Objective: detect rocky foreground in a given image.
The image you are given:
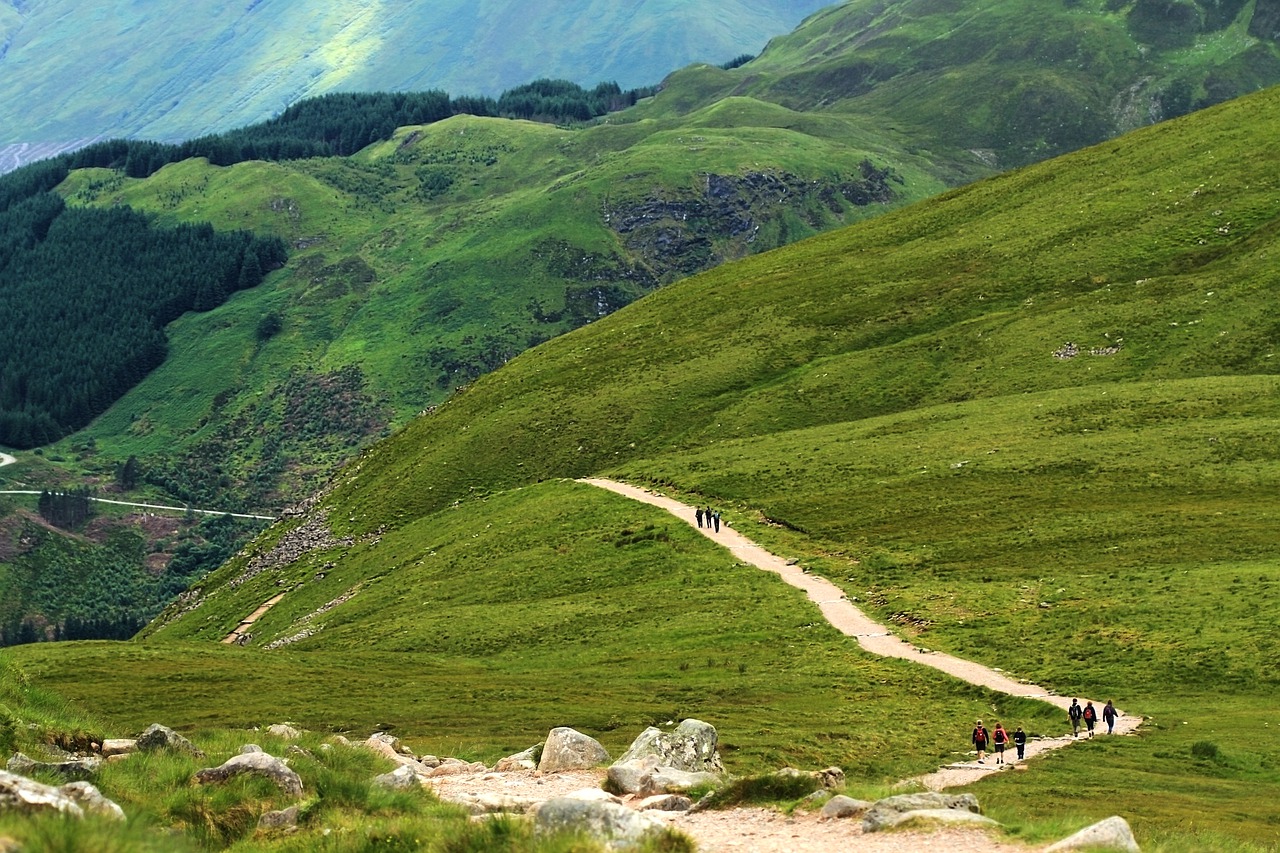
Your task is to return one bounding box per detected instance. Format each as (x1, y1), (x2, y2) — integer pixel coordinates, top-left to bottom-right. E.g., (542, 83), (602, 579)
(0, 718), (1141, 852)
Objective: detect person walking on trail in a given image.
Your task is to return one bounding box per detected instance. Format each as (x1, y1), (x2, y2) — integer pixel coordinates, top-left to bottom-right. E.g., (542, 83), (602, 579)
(992, 723), (1010, 765)
(1013, 726), (1027, 761)
(695, 507), (704, 528)
(712, 510), (721, 532)
(1102, 700), (1118, 734)
(1083, 701), (1098, 737)
(1069, 699), (1084, 737)
(972, 719), (991, 763)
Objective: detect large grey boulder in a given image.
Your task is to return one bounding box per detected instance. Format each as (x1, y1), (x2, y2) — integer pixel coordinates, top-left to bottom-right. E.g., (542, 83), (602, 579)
(862, 792), (981, 833)
(6, 752), (101, 780)
(615, 719), (724, 774)
(60, 781), (126, 821)
(137, 724), (204, 757)
(607, 754), (719, 797)
(0, 770), (121, 820)
(194, 751), (303, 797)
(537, 727), (610, 773)
(534, 797), (668, 850)
(1045, 816), (1141, 853)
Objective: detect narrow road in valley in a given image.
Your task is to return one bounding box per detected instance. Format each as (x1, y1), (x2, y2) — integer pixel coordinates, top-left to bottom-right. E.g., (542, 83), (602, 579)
(0, 489), (275, 521)
(579, 477), (1140, 788)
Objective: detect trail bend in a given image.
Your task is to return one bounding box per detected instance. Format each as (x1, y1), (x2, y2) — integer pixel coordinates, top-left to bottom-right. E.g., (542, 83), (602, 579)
(579, 477), (1140, 787)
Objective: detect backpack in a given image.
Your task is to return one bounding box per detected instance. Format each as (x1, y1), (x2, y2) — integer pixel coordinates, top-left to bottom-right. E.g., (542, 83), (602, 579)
(1070, 704), (1082, 720)
(993, 728), (1007, 745)
(1084, 705), (1096, 721)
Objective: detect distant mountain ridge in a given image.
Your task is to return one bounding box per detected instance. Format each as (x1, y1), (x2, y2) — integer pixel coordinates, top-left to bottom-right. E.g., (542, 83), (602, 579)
(0, 0), (828, 157)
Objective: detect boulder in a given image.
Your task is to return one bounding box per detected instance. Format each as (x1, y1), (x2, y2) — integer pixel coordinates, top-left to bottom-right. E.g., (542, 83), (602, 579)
(60, 781), (126, 821)
(137, 724), (204, 757)
(862, 792), (981, 833)
(534, 797), (668, 849)
(267, 724), (303, 740)
(6, 752), (101, 780)
(194, 752), (303, 797)
(1045, 816), (1141, 853)
(636, 794), (693, 812)
(537, 727), (610, 773)
(615, 719), (724, 774)
(820, 795), (872, 820)
(366, 732), (410, 756)
(494, 743), (542, 772)
(373, 764), (423, 792)
(241, 744), (264, 754)
(0, 770), (83, 817)
(885, 808), (1001, 831)
(258, 804), (300, 831)
(606, 755), (718, 797)
(101, 739), (137, 758)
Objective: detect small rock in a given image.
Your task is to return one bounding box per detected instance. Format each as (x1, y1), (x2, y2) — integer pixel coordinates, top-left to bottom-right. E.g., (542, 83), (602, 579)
(100, 739), (137, 758)
(6, 753), (100, 780)
(258, 804), (300, 831)
(267, 724), (303, 740)
(241, 744), (264, 754)
(821, 795), (872, 820)
(636, 794), (693, 812)
(59, 781), (125, 821)
(373, 765), (422, 792)
(137, 724), (204, 757)
(538, 727), (610, 773)
(194, 752), (303, 797)
(494, 743), (543, 772)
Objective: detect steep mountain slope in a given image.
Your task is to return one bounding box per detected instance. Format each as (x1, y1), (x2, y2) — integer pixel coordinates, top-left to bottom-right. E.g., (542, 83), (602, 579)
(0, 0), (828, 154)
(637, 0), (1280, 168)
(12, 82), (1280, 849)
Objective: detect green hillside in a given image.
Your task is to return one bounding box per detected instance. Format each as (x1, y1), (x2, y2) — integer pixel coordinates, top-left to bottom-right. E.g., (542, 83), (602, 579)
(639, 0), (1280, 168)
(11, 82), (1280, 849)
(0, 0), (828, 150)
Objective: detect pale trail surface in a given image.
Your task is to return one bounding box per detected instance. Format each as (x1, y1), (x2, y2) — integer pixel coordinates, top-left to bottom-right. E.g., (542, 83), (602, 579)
(578, 477), (1140, 790)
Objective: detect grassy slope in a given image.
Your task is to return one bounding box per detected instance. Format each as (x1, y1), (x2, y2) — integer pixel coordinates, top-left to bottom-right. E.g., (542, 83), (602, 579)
(57, 106), (943, 505)
(14, 84), (1280, 847)
(0, 0), (829, 145)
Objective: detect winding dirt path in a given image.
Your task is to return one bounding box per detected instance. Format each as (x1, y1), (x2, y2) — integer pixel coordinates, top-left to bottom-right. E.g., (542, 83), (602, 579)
(579, 477), (1139, 788)
(221, 592), (287, 644)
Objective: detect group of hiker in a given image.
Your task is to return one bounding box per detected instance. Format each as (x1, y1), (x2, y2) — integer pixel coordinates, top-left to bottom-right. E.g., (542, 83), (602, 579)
(970, 699), (1119, 764)
(695, 507), (722, 532)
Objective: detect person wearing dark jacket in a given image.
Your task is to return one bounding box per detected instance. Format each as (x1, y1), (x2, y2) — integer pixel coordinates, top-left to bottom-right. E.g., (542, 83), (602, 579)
(1102, 700), (1119, 734)
(1083, 701), (1098, 737)
(1069, 699), (1084, 737)
(1013, 726), (1027, 761)
(991, 723), (1010, 765)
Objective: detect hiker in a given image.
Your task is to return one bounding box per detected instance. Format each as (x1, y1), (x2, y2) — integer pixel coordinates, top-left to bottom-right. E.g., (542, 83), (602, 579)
(992, 722), (1009, 765)
(1083, 701), (1097, 737)
(972, 719), (990, 763)
(1013, 726), (1027, 761)
(695, 507), (704, 528)
(1068, 699), (1083, 737)
(712, 510), (721, 532)
(1102, 700), (1118, 734)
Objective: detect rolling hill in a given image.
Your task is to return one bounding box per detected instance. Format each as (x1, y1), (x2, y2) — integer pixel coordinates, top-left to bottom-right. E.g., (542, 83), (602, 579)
(10, 78), (1280, 849)
(0, 0), (828, 159)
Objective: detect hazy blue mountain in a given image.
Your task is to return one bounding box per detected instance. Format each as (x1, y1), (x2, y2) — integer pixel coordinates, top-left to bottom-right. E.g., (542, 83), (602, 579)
(0, 0), (828, 155)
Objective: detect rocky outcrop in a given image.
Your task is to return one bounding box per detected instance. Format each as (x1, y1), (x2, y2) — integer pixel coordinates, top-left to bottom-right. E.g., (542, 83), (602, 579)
(194, 751), (303, 797)
(534, 797), (668, 850)
(1045, 816), (1141, 852)
(537, 727), (610, 773)
(137, 723), (204, 757)
(615, 719), (723, 774)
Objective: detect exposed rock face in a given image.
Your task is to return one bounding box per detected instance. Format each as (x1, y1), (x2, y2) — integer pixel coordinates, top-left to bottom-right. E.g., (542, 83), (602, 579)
(194, 751), (303, 797)
(615, 719), (724, 774)
(6, 752), (101, 780)
(137, 724), (204, 757)
(537, 727), (610, 773)
(534, 797), (668, 850)
(0, 770), (123, 820)
(1045, 815), (1141, 853)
